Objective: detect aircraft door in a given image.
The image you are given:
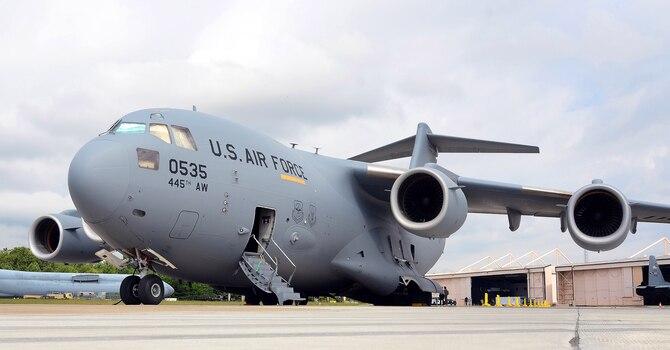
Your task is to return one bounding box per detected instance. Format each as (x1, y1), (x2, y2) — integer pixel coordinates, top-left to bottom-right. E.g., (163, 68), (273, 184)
(244, 207), (276, 254)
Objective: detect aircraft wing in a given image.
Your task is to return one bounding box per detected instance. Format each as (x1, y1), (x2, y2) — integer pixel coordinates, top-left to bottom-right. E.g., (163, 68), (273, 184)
(456, 177), (570, 217)
(455, 178), (670, 230)
(629, 201), (670, 224)
(354, 165), (670, 226)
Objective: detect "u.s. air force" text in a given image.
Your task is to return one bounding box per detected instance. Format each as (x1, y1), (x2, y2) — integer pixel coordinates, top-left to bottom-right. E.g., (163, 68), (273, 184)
(208, 139), (308, 181)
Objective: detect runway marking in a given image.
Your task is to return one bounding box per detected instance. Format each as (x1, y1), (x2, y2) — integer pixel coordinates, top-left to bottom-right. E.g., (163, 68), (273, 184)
(0, 328), (575, 344)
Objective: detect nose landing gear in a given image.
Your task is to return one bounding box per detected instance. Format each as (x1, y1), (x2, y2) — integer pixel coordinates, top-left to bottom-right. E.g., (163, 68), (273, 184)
(138, 274), (165, 305)
(120, 275), (141, 305)
(120, 274), (165, 305)
(119, 253), (166, 305)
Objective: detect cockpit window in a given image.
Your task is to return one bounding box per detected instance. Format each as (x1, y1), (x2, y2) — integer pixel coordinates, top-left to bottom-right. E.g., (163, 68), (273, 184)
(150, 124), (171, 144)
(114, 122), (146, 134)
(172, 125), (197, 151)
(137, 148), (159, 170)
(102, 119), (122, 135)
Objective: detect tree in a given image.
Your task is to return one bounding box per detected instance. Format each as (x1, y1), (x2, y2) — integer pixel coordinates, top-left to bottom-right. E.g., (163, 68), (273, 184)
(0, 247), (40, 270)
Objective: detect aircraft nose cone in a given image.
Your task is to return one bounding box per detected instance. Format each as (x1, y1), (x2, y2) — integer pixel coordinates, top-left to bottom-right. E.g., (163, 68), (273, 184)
(69, 140), (129, 223)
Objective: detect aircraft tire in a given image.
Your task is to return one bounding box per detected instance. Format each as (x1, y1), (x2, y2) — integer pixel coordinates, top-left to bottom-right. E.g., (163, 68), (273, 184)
(120, 275), (141, 305)
(138, 275), (164, 305)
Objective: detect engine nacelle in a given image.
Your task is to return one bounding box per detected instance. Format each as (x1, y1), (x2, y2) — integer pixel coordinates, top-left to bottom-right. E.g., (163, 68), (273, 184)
(566, 182), (631, 251)
(390, 165), (468, 238)
(29, 210), (103, 263)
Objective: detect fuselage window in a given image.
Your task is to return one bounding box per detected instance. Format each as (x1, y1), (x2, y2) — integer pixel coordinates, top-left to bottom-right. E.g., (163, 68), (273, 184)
(114, 122), (146, 134)
(172, 125), (197, 151)
(150, 123), (172, 144)
(137, 148), (159, 170)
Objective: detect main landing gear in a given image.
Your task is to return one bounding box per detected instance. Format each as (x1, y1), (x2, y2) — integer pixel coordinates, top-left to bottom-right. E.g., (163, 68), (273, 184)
(120, 274), (165, 305)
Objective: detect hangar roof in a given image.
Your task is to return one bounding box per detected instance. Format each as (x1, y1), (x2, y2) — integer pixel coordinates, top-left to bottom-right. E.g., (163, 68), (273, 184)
(427, 264), (550, 279)
(428, 237), (670, 278)
(555, 255), (670, 272)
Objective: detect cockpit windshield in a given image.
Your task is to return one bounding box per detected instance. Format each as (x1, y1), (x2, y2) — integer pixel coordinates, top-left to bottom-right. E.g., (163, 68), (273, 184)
(101, 119), (198, 151)
(113, 122), (146, 134)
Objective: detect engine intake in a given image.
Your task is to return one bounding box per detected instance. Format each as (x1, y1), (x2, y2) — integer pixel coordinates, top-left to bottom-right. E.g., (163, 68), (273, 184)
(566, 183), (631, 251)
(29, 211), (103, 263)
(390, 165), (467, 238)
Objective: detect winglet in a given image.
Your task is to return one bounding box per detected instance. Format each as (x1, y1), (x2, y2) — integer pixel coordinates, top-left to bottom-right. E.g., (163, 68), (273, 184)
(409, 123), (437, 168)
(648, 255), (667, 286)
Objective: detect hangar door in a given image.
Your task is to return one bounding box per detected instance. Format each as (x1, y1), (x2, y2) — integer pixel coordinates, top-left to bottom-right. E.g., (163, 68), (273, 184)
(471, 274), (527, 305)
(572, 267), (641, 306)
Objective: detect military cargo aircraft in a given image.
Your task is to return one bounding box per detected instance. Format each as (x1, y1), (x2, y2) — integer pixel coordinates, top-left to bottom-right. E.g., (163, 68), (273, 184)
(636, 256), (670, 305)
(29, 108), (670, 305)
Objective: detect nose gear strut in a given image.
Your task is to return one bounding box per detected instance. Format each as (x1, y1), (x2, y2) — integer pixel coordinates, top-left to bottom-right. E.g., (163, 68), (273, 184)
(119, 249), (166, 305)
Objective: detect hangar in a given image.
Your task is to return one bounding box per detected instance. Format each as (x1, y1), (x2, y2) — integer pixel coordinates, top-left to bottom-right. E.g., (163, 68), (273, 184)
(427, 250), (568, 305)
(428, 237), (670, 306)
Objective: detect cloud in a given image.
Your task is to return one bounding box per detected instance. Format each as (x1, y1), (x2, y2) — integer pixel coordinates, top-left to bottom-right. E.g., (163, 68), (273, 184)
(0, 191), (73, 223)
(0, 191), (73, 249)
(0, 224), (30, 249)
(0, 1), (670, 274)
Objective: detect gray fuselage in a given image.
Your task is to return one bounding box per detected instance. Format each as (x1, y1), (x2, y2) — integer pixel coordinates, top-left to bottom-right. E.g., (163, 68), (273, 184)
(69, 109), (444, 295)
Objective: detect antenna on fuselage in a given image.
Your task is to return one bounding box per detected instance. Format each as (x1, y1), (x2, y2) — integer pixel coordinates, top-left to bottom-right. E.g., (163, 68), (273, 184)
(314, 147), (320, 154)
(290, 143), (298, 149)
(192, 105), (197, 112)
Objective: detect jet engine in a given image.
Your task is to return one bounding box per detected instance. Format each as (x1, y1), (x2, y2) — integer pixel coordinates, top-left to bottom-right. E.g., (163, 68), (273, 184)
(566, 182), (631, 251)
(29, 210), (104, 263)
(390, 166), (468, 239)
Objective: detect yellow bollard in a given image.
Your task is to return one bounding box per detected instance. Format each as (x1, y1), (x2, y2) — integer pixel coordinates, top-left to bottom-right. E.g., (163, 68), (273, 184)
(523, 298), (527, 307)
(506, 296), (513, 307)
(495, 294), (501, 307)
(515, 297), (520, 308)
(544, 300), (550, 308)
(483, 292), (490, 307)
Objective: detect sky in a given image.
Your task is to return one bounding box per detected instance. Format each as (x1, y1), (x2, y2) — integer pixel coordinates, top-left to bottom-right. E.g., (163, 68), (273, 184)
(1, 0), (670, 272)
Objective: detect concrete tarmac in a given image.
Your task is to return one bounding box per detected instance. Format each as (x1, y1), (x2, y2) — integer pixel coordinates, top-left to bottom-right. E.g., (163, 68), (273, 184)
(1, 304), (670, 349)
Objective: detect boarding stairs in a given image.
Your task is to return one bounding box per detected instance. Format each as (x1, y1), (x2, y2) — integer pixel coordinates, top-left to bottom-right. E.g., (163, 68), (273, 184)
(239, 237), (303, 305)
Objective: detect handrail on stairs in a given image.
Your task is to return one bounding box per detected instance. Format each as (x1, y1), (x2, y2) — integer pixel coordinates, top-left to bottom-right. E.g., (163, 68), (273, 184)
(270, 238), (297, 285)
(250, 235), (279, 288)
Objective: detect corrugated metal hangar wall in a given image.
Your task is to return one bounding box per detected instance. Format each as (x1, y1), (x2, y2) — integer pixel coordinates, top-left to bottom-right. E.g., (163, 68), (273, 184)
(428, 255), (670, 307)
